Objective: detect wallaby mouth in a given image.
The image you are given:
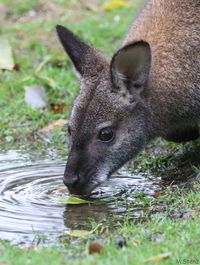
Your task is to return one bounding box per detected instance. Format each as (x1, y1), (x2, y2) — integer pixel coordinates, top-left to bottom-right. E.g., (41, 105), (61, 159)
(63, 155), (109, 196)
(63, 178), (100, 197)
(63, 167), (104, 197)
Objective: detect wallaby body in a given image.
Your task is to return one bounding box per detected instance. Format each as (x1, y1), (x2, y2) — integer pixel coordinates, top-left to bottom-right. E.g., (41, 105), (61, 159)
(125, 0), (200, 139)
(56, 0), (200, 195)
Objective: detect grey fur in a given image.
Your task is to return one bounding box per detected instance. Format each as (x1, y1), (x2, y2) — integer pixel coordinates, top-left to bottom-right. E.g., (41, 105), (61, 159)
(56, 0), (200, 195)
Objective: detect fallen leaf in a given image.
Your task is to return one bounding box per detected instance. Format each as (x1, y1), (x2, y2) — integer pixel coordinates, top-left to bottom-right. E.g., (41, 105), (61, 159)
(50, 103), (66, 112)
(54, 195), (91, 205)
(39, 119), (66, 134)
(13, 63), (20, 71)
(0, 39), (15, 70)
(143, 252), (172, 263)
(102, 0), (130, 11)
(24, 85), (47, 109)
(65, 224), (103, 238)
(66, 229), (92, 237)
(89, 240), (103, 254)
(152, 191), (163, 198)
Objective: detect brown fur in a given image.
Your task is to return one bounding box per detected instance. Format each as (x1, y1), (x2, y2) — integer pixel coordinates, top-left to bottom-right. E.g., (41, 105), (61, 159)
(125, 0), (200, 137)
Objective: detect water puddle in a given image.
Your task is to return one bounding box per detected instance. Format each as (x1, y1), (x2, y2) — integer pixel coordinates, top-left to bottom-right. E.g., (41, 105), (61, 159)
(0, 150), (162, 246)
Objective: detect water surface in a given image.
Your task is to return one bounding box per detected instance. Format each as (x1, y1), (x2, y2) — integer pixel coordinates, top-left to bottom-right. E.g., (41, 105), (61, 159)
(0, 150), (161, 246)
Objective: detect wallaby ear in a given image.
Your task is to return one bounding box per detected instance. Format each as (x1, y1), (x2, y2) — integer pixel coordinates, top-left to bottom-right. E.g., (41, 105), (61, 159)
(110, 41), (151, 97)
(56, 25), (94, 76)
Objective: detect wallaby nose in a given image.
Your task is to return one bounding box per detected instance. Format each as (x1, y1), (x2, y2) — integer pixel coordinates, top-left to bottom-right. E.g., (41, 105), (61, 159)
(63, 174), (78, 191)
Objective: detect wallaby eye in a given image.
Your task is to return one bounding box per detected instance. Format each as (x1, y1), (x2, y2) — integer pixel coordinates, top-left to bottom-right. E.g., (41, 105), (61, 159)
(99, 127), (114, 142)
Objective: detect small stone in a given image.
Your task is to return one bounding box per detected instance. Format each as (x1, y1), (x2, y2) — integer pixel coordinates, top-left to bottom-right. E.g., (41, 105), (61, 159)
(89, 240), (103, 254)
(114, 236), (127, 248)
(150, 232), (165, 243)
(24, 85), (47, 109)
(114, 15), (120, 22)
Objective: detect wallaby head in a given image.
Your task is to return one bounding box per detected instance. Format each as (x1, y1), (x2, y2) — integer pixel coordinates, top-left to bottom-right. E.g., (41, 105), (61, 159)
(56, 25), (152, 195)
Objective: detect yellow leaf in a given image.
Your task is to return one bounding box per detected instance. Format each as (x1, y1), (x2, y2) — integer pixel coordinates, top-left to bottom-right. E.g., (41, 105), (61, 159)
(54, 195), (90, 205)
(65, 224), (103, 238)
(103, 0), (130, 11)
(143, 252), (172, 263)
(0, 39), (15, 70)
(39, 119), (66, 134)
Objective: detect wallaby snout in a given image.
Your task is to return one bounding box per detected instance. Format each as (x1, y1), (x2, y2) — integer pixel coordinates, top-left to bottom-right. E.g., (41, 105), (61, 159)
(63, 171), (78, 193)
(63, 146), (110, 196)
(63, 161), (100, 196)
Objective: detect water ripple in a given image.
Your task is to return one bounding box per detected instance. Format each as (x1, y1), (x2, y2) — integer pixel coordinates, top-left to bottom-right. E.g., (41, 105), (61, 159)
(0, 150), (161, 246)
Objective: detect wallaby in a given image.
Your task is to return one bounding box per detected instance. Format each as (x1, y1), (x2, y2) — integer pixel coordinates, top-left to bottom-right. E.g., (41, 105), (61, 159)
(56, 0), (200, 196)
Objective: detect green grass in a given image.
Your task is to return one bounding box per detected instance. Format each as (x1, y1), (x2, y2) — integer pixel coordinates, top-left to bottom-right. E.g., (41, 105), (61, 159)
(0, 0), (200, 264)
(1, 209), (200, 265)
(0, 0), (136, 151)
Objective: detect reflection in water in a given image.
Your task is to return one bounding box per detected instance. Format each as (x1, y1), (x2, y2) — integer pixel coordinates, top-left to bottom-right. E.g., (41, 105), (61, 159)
(0, 150), (161, 246)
